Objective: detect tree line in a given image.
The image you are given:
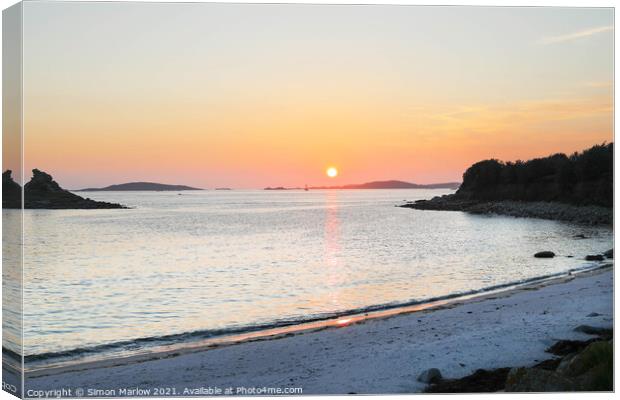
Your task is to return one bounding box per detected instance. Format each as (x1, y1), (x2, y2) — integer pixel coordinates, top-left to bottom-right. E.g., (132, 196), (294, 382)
(456, 143), (613, 207)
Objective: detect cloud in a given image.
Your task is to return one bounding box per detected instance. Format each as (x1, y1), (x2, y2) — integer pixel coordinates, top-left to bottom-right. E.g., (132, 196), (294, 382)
(581, 80), (613, 89)
(407, 95), (612, 140)
(540, 26), (613, 45)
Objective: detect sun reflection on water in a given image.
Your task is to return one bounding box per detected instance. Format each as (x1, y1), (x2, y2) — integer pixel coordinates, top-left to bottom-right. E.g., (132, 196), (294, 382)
(324, 191), (342, 308)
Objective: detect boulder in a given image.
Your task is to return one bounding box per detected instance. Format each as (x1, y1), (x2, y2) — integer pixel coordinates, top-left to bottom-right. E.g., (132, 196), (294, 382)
(555, 341), (612, 390)
(505, 367), (575, 392)
(573, 325), (612, 336)
(546, 339), (595, 356)
(534, 251), (555, 258)
(585, 255), (604, 261)
(604, 249), (613, 259)
(508, 339), (613, 392)
(555, 341), (610, 377)
(418, 368), (443, 384)
(424, 368), (510, 393)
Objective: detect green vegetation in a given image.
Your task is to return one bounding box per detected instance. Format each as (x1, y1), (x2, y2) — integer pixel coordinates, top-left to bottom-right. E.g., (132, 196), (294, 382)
(456, 143), (613, 207)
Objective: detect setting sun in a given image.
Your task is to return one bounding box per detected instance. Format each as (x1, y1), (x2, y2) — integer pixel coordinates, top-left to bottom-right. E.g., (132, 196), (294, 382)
(326, 167), (338, 178)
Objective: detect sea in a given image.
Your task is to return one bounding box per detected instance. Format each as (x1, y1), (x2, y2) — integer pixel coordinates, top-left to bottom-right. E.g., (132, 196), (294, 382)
(2, 189), (614, 370)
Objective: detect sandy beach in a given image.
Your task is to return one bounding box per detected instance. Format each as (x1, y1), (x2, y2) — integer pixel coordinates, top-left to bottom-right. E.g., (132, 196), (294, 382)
(24, 265), (613, 395)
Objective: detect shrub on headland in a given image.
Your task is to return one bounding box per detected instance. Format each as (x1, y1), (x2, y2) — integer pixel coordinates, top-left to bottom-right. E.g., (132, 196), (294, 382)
(456, 143), (613, 207)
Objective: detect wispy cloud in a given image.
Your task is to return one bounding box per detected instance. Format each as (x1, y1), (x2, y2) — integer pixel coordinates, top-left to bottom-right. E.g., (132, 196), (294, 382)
(540, 26), (613, 45)
(409, 95), (612, 138)
(581, 80), (613, 89)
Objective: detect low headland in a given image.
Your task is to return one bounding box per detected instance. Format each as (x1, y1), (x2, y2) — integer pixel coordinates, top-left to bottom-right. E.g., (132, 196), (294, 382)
(402, 143), (613, 225)
(311, 180), (461, 190)
(264, 180), (460, 190)
(2, 169), (126, 209)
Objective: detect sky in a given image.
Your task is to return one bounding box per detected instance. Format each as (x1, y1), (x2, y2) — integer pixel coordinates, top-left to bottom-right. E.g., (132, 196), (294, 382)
(14, 3), (614, 189)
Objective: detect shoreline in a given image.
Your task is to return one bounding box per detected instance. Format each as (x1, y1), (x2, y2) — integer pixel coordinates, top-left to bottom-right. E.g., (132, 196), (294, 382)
(20, 262), (609, 375)
(25, 264), (613, 394)
(401, 196), (612, 226)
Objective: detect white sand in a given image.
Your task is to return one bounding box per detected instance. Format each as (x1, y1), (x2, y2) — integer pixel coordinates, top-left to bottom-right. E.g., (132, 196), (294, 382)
(26, 268), (613, 395)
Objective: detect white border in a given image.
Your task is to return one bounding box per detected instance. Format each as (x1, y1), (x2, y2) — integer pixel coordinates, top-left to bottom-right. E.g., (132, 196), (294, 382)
(0, 1), (616, 400)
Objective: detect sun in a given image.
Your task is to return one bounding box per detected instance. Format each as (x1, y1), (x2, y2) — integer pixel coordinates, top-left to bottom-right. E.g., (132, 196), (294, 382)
(326, 167), (338, 178)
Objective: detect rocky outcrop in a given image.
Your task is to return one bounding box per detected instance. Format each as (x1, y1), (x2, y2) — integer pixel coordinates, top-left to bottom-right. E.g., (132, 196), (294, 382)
(3, 169), (126, 209)
(505, 367), (576, 391)
(401, 197), (612, 225)
(506, 339), (612, 392)
(3, 170), (21, 208)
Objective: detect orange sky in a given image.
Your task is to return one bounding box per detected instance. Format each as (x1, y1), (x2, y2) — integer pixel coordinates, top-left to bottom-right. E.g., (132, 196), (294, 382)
(11, 3), (614, 188)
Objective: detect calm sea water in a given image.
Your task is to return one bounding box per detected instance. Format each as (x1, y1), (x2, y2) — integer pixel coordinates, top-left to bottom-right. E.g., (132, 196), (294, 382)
(3, 189), (613, 367)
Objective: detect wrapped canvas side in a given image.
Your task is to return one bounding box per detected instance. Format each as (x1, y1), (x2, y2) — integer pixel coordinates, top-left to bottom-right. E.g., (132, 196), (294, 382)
(2, 2), (23, 398)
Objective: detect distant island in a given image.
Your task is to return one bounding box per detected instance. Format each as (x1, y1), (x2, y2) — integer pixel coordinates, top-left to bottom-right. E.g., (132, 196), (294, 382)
(264, 186), (303, 191)
(311, 180), (461, 190)
(264, 180), (460, 191)
(3, 169), (126, 209)
(402, 143), (613, 225)
(78, 182), (202, 191)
